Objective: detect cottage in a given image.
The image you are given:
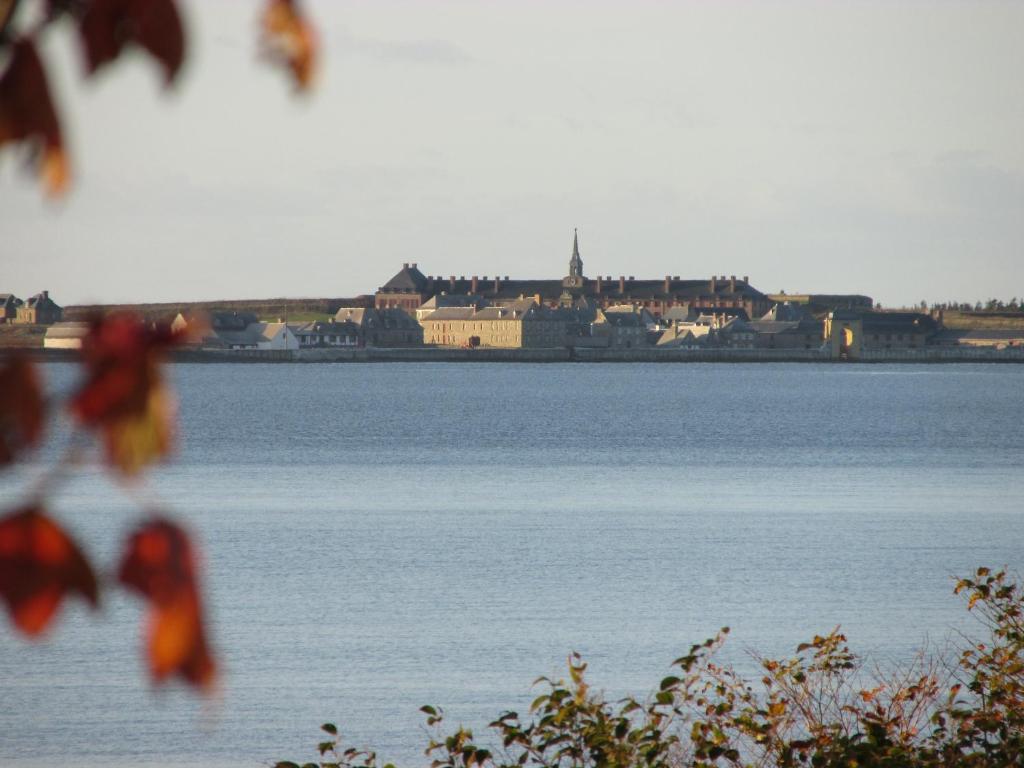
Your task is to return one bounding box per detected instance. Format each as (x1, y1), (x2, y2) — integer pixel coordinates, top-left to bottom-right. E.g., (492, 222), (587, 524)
(15, 291), (63, 325)
(1, 293), (23, 324)
(292, 319), (360, 348)
(206, 321), (299, 351)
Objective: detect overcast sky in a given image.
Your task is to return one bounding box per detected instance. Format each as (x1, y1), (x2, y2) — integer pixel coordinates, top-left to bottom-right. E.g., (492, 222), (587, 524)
(3, 0), (1023, 307)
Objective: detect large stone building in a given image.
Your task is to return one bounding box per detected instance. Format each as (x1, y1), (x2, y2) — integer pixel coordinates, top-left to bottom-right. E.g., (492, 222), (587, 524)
(826, 310), (938, 359)
(420, 299), (567, 348)
(375, 231), (772, 319)
(333, 306), (424, 347)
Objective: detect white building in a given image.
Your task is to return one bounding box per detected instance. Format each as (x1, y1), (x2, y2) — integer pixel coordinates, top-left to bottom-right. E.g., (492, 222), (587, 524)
(43, 321), (89, 349)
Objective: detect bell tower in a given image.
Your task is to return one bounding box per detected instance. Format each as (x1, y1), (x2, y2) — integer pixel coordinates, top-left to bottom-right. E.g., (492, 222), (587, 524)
(563, 228), (585, 289)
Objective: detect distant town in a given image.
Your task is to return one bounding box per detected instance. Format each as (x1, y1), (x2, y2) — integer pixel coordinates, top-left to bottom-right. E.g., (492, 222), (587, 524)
(3, 232), (1024, 362)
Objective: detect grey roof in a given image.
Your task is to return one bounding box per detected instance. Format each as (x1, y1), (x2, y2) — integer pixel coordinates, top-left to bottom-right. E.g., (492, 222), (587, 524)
(210, 311), (258, 331)
(418, 293), (483, 310)
(25, 292), (61, 310)
(749, 318), (822, 335)
(421, 308), (477, 321)
(44, 321), (89, 339)
(761, 302), (811, 322)
(380, 264), (430, 293)
(334, 307), (372, 326)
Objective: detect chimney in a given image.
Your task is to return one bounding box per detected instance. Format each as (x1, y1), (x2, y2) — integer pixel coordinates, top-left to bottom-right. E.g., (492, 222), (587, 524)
(673, 276), (680, 281)
(504, 275), (509, 280)
(534, 293), (542, 306)
(742, 275), (749, 283)
(494, 276), (501, 293)
(471, 276), (478, 294)
(619, 275), (626, 293)
(411, 263), (417, 269)
(595, 275), (603, 293)
(730, 275), (736, 291)
(449, 275), (456, 290)
(710, 276), (717, 292)
(403, 263), (409, 269)
(41, 290), (48, 300)
(664, 276), (671, 293)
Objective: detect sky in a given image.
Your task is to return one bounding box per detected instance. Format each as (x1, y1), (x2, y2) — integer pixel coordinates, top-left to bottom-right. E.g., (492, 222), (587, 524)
(2, 0), (1023, 308)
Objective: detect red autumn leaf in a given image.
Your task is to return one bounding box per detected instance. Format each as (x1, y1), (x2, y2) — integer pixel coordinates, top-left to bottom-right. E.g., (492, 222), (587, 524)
(0, 506), (99, 636)
(118, 518), (216, 690)
(0, 38), (71, 196)
(78, 0), (185, 85)
(0, 354), (45, 466)
(71, 313), (183, 476)
(261, 0), (317, 91)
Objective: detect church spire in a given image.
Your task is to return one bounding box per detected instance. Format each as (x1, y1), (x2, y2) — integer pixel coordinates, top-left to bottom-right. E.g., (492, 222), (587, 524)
(569, 228), (583, 279)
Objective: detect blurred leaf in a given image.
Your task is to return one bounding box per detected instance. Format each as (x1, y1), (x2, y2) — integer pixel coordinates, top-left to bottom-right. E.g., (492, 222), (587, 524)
(321, 722), (338, 735)
(0, 38), (70, 196)
(78, 0), (185, 84)
(118, 517), (216, 691)
(0, 506), (98, 635)
(71, 313), (185, 476)
(261, 0), (317, 91)
(0, 354), (45, 466)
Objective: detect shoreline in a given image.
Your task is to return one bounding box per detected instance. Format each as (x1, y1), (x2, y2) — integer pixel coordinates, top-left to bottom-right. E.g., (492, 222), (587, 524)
(7, 346), (1024, 364)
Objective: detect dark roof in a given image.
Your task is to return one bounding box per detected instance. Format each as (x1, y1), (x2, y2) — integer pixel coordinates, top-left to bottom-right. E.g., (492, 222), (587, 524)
(390, 275), (768, 303)
(749, 318), (822, 335)
(210, 311), (258, 331)
(599, 311), (646, 328)
(377, 307), (420, 328)
(663, 305), (750, 323)
(380, 264), (429, 293)
(761, 302), (811, 322)
(833, 310), (938, 335)
(25, 292), (61, 310)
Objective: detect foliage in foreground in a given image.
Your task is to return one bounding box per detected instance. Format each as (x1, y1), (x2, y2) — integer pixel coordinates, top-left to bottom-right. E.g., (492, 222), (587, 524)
(279, 567), (1024, 768)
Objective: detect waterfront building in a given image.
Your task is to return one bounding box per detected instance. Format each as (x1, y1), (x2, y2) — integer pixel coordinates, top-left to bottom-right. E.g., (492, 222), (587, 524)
(204, 322), (299, 351)
(420, 299), (567, 348)
(375, 231), (772, 319)
(15, 290), (62, 325)
(42, 321), (89, 349)
(826, 310), (938, 359)
(291, 320), (360, 348)
(1, 293), (23, 323)
(414, 293), (484, 322)
(333, 306), (423, 347)
(749, 303), (824, 350)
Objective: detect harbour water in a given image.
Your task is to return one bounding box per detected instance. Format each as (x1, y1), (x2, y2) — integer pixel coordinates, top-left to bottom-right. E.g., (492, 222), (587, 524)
(1, 362), (1023, 767)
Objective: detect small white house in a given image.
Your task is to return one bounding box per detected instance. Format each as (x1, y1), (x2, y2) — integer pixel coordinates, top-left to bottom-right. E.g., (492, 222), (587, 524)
(43, 321), (89, 349)
(208, 321), (299, 351)
(255, 322), (299, 350)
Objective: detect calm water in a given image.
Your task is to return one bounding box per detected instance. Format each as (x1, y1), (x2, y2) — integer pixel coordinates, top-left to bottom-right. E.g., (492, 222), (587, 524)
(2, 362), (1023, 767)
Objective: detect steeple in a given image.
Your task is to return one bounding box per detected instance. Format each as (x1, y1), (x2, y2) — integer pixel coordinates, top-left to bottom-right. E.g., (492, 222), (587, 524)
(562, 228), (586, 290)
(568, 228), (583, 280)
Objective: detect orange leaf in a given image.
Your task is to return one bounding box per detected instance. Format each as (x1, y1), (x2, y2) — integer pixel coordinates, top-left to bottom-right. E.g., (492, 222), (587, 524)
(78, 0), (186, 85)
(101, 382), (175, 476)
(0, 507), (99, 636)
(71, 313), (184, 475)
(118, 518), (216, 690)
(0, 38), (71, 197)
(0, 354), (45, 466)
(262, 0), (317, 91)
